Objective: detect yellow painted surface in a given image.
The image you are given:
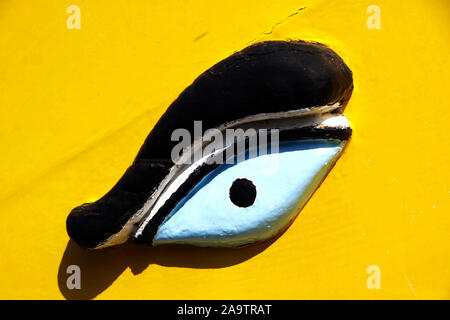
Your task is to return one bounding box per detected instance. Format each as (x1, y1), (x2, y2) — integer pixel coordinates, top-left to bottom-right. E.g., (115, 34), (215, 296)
(0, 0), (449, 299)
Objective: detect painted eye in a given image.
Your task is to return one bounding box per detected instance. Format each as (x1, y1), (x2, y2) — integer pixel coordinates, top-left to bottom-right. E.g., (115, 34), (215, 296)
(151, 139), (346, 247)
(66, 40), (353, 250)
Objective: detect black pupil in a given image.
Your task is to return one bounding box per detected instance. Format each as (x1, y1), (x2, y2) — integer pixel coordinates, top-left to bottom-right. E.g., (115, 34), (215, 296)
(229, 178), (257, 208)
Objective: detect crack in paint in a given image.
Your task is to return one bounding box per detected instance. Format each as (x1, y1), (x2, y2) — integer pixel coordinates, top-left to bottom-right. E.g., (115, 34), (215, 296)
(246, 6), (307, 45)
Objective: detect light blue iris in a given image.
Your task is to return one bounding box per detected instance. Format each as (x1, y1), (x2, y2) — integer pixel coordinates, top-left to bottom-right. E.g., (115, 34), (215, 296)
(153, 139), (346, 247)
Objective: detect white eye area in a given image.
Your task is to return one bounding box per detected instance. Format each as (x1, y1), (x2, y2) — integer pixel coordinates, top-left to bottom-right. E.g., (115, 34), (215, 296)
(152, 139), (347, 247)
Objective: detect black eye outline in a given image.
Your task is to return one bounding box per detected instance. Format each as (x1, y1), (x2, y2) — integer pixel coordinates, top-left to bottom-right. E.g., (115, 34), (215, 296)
(229, 178), (257, 208)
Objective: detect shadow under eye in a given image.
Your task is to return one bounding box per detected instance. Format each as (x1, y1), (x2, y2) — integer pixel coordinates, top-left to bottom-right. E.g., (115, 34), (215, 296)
(57, 236), (278, 300)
